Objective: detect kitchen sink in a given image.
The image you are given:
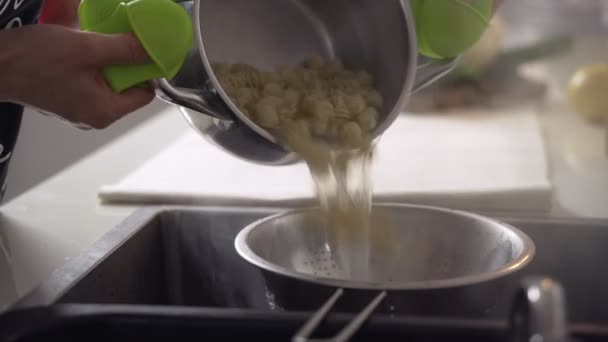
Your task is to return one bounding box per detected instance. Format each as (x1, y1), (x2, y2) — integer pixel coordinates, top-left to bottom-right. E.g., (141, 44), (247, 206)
(13, 207), (608, 324)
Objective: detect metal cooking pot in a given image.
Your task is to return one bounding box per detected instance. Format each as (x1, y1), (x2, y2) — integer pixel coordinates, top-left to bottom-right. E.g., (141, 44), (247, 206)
(235, 204), (535, 316)
(157, 0), (456, 165)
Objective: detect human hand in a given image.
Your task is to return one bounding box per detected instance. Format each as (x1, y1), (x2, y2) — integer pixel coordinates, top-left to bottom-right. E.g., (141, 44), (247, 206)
(0, 24), (154, 129)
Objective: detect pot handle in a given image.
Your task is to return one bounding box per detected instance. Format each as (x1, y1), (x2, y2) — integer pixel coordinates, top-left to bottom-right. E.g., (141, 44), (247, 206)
(510, 276), (570, 342)
(412, 56), (458, 94)
(153, 79), (233, 122)
(152, 0), (232, 122)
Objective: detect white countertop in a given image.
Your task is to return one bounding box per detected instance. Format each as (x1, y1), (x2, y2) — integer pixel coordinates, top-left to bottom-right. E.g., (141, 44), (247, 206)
(0, 92), (606, 310)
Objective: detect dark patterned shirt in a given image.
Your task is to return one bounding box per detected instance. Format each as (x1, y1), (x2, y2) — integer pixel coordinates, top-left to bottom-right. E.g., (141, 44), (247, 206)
(0, 0), (43, 201)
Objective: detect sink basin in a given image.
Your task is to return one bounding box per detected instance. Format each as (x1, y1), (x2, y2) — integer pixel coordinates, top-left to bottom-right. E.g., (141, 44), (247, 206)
(14, 207), (608, 323)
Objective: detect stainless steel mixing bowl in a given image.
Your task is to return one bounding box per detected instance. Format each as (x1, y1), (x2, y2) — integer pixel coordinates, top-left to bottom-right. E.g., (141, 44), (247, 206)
(235, 204), (535, 316)
(158, 0), (456, 165)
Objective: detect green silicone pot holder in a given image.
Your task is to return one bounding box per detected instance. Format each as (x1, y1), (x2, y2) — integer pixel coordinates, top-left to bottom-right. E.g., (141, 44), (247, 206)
(79, 0), (194, 93)
(411, 0), (493, 59)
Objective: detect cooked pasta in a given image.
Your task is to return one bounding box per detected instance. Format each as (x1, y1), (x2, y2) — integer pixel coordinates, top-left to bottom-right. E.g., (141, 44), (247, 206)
(212, 57), (383, 148)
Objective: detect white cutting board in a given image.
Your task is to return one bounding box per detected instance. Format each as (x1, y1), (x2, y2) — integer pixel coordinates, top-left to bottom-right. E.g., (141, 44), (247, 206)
(99, 106), (552, 212)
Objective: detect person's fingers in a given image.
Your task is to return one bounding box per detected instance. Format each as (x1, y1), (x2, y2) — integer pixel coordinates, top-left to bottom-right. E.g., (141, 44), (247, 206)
(85, 32), (151, 66)
(111, 85), (155, 118)
(85, 85), (154, 129)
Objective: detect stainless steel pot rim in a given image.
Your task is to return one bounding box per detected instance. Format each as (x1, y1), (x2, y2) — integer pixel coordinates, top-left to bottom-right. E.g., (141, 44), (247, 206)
(193, 0), (418, 149)
(235, 203), (536, 290)
(194, 0), (274, 143)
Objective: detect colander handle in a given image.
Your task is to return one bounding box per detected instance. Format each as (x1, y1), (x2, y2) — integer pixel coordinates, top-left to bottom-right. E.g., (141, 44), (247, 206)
(510, 276), (570, 342)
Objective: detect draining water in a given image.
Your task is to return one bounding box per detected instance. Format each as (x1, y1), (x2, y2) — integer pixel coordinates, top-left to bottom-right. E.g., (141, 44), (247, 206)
(308, 145), (375, 281)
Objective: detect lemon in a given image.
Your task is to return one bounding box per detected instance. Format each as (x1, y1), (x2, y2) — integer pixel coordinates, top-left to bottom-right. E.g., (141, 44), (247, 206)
(566, 64), (608, 122)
